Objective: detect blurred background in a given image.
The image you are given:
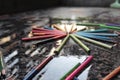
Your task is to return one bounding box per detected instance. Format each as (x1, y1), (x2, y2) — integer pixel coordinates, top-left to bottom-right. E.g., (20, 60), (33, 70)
(0, 0), (116, 14)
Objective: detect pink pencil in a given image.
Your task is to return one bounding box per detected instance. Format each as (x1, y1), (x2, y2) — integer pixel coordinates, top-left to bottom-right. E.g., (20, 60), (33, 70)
(32, 29), (66, 35)
(65, 56), (93, 80)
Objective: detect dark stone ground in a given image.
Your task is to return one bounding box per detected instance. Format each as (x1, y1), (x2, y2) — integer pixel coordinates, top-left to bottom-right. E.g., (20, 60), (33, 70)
(0, 7), (120, 80)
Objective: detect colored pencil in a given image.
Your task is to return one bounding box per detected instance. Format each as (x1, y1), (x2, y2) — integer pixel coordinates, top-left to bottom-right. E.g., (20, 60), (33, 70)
(60, 63), (80, 80)
(32, 29), (66, 36)
(77, 23), (99, 26)
(52, 24), (65, 32)
(70, 34), (90, 53)
(103, 66), (120, 80)
(33, 31), (65, 36)
(22, 35), (56, 41)
(77, 23), (120, 30)
(99, 24), (120, 30)
(74, 34), (113, 49)
(84, 33), (118, 37)
(65, 56), (93, 80)
(34, 34), (67, 45)
(32, 33), (50, 36)
(76, 32), (112, 41)
(23, 56), (53, 80)
(54, 34), (69, 55)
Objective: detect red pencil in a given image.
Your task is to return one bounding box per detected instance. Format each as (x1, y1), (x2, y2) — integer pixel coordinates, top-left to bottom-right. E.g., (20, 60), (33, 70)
(32, 33), (51, 36)
(23, 56), (53, 80)
(34, 34), (67, 45)
(32, 29), (66, 35)
(22, 35), (56, 41)
(65, 56), (93, 80)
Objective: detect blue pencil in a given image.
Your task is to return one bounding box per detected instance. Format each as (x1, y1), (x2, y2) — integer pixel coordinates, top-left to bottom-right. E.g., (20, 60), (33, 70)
(23, 56), (53, 80)
(84, 33), (118, 37)
(75, 32), (111, 40)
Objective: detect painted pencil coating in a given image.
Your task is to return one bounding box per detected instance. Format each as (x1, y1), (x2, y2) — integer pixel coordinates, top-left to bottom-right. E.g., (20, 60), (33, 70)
(65, 56), (93, 80)
(77, 23), (99, 26)
(60, 63), (80, 80)
(100, 24), (120, 30)
(76, 32), (113, 42)
(76, 32), (111, 40)
(23, 56), (53, 80)
(85, 33), (118, 37)
(77, 23), (120, 30)
(54, 35), (70, 54)
(70, 34), (90, 53)
(74, 34), (113, 49)
(33, 30), (65, 36)
(103, 66), (120, 80)
(52, 24), (65, 32)
(33, 33), (50, 36)
(22, 35), (56, 41)
(34, 34), (67, 45)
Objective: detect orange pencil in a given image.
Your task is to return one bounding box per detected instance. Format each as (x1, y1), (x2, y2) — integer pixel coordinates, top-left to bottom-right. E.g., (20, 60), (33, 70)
(103, 66), (120, 80)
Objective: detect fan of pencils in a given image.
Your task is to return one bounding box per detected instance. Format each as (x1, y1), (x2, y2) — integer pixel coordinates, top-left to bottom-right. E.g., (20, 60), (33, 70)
(22, 23), (119, 53)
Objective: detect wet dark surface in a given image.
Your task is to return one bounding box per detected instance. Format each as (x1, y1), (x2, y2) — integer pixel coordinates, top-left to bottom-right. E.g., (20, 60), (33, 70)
(0, 7), (120, 80)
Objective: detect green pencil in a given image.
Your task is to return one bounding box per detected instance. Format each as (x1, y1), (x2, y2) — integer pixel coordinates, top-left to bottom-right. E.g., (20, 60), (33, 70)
(77, 23), (99, 26)
(54, 35), (70, 55)
(70, 34), (90, 53)
(99, 24), (120, 30)
(74, 34), (113, 49)
(77, 23), (120, 30)
(60, 63), (80, 80)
